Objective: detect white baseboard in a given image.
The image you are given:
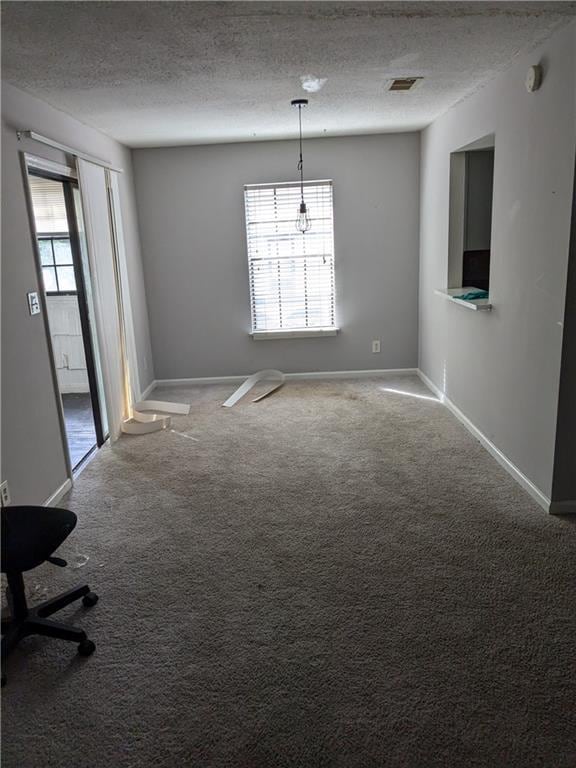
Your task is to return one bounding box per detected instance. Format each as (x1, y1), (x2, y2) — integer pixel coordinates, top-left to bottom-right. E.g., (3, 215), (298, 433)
(44, 478), (72, 507)
(549, 500), (576, 515)
(416, 370), (445, 401)
(286, 368), (418, 380)
(417, 369), (551, 513)
(139, 379), (158, 401)
(153, 368), (418, 389)
(153, 375), (244, 388)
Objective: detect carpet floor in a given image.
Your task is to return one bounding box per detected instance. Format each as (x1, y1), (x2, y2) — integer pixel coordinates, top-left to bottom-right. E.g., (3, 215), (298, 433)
(2, 376), (575, 768)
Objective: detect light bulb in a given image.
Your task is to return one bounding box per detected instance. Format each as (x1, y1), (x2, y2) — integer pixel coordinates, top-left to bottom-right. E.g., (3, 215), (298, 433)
(296, 201), (311, 233)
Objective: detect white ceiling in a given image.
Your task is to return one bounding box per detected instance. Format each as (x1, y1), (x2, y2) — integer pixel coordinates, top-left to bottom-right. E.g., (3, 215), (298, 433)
(2, 2), (575, 147)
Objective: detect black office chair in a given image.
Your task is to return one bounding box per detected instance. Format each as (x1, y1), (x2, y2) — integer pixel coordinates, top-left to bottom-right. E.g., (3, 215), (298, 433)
(1, 505), (98, 686)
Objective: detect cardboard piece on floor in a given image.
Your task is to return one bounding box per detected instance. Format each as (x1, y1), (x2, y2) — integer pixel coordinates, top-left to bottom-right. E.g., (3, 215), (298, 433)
(122, 409), (170, 435)
(133, 400), (190, 416)
(222, 369), (285, 408)
(121, 400), (190, 435)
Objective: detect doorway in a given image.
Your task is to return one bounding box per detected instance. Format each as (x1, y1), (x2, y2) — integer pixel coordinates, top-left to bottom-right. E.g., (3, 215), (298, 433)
(27, 168), (107, 470)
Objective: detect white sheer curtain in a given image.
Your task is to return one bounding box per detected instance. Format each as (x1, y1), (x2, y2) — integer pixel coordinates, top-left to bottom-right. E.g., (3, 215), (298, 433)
(76, 159), (128, 441)
(107, 171), (141, 401)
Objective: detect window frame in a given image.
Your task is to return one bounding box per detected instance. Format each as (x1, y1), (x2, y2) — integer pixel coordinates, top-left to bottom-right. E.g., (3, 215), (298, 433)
(447, 135), (495, 294)
(243, 179), (338, 337)
(38, 233), (78, 295)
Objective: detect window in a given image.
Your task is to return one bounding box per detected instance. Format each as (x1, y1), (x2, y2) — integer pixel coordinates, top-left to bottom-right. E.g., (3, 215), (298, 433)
(39, 235), (77, 294)
(448, 136), (495, 297)
(244, 180), (336, 334)
(29, 174), (78, 294)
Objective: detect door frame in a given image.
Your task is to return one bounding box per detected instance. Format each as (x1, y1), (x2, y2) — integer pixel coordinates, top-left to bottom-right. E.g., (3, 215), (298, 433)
(21, 153), (107, 476)
(62, 179), (106, 448)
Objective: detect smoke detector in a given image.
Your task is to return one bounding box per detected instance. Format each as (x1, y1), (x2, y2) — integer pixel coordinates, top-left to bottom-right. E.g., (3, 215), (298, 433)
(526, 65), (543, 92)
(387, 77), (423, 92)
(301, 75), (327, 93)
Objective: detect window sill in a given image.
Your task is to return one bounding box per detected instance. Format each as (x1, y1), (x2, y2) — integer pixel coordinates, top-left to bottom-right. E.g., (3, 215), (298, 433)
(435, 288), (492, 312)
(251, 328), (339, 340)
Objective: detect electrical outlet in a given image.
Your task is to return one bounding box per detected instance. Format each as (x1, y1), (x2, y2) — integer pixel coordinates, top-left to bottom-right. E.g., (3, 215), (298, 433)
(0, 481), (11, 507)
(372, 339), (381, 354)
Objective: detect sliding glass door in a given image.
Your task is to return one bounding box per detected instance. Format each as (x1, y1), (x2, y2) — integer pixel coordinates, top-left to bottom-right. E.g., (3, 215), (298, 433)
(27, 169), (106, 470)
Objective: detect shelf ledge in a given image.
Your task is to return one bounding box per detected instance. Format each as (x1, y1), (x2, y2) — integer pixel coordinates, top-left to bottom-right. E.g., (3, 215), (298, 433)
(435, 288), (492, 312)
(251, 327), (339, 340)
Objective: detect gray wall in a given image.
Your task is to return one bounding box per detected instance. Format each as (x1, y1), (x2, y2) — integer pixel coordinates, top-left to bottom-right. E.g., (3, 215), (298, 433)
(419, 22), (576, 499)
(1, 83), (154, 505)
(133, 133), (420, 379)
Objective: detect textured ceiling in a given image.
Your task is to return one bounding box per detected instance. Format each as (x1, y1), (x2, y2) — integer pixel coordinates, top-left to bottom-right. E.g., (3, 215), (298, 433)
(2, 2), (575, 147)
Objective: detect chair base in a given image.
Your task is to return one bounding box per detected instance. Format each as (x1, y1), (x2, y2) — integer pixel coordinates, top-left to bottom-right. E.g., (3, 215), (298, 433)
(1, 577), (98, 686)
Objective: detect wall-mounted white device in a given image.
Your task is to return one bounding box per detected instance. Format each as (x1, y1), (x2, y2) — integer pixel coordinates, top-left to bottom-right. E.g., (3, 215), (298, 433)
(372, 340), (381, 354)
(526, 65), (543, 93)
(27, 291), (41, 315)
(0, 481), (11, 507)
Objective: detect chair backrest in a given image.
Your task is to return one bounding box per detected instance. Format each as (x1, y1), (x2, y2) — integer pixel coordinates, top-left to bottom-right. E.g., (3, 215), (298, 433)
(1, 506), (77, 574)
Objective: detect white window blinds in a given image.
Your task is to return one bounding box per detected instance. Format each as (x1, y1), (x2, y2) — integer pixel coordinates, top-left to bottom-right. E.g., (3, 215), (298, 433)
(244, 180), (336, 332)
(29, 176), (69, 233)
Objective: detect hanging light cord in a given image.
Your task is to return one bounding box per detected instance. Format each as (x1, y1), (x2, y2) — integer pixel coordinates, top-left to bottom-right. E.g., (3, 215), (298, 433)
(298, 104), (304, 204)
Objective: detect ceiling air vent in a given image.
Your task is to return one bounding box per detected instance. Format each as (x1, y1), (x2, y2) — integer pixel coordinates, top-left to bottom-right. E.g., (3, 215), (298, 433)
(388, 77), (422, 92)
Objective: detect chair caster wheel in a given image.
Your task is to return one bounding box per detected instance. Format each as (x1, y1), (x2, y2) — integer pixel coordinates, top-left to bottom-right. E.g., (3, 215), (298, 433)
(78, 639), (95, 657)
(82, 592), (98, 608)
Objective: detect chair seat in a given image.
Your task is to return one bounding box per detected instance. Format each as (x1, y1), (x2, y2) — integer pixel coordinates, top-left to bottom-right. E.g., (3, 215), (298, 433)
(1, 506), (77, 574)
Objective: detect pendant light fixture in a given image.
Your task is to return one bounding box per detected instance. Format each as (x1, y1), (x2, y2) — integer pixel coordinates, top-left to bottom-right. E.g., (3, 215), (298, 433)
(291, 98), (311, 233)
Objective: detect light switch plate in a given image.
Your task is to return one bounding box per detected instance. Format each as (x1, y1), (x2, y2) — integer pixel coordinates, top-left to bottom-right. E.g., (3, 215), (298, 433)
(27, 291), (40, 315)
(0, 480), (10, 507)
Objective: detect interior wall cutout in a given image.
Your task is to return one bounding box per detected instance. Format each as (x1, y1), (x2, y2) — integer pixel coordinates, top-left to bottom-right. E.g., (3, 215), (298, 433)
(448, 136), (495, 294)
(551, 152), (576, 508)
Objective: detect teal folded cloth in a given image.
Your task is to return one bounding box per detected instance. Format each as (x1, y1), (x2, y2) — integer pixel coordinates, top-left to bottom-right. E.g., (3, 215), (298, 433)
(454, 290), (488, 301)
